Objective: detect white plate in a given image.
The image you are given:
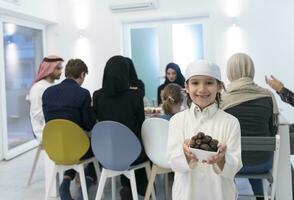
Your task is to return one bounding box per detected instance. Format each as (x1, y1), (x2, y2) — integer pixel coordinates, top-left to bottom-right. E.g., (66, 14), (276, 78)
(189, 147), (218, 161)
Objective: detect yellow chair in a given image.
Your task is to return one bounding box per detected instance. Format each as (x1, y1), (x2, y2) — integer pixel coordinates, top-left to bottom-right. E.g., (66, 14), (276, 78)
(43, 119), (100, 200)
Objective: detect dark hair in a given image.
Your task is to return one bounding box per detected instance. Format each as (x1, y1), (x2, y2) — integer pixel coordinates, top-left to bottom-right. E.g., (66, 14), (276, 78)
(186, 80), (224, 108)
(65, 59), (88, 79)
(125, 57), (145, 96)
(164, 62), (185, 87)
(162, 83), (184, 115)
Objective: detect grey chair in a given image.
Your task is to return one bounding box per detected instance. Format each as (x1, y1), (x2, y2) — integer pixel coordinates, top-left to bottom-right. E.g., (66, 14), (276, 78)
(91, 121), (155, 200)
(141, 118), (171, 200)
(236, 135), (280, 200)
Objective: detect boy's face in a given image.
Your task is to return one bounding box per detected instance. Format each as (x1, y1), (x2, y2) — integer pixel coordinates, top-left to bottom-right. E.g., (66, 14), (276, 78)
(186, 75), (221, 110)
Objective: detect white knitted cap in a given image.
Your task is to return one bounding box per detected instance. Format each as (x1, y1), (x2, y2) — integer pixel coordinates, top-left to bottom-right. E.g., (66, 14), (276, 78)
(185, 60), (221, 81)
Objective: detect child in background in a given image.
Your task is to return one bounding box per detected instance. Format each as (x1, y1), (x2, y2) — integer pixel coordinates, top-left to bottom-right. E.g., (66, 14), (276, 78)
(166, 60), (242, 200)
(161, 83), (184, 120)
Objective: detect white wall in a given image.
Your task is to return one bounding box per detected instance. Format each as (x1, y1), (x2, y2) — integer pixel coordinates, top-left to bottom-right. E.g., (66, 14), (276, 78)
(43, 0), (294, 123)
(0, 0), (59, 23)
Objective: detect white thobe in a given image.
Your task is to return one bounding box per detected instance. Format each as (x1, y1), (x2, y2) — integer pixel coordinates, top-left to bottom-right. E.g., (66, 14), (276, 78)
(166, 103), (242, 200)
(29, 79), (52, 141)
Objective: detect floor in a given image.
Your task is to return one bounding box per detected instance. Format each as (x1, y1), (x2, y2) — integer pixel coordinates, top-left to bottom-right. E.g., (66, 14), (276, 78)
(0, 148), (257, 200)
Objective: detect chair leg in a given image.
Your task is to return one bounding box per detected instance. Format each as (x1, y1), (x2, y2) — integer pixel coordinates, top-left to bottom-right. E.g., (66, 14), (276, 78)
(93, 160), (101, 180)
(27, 144), (42, 186)
(45, 166), (57, 200)
(111, 177), (116, 200)
(95, 169), (107, 200)
(144, 163), (156, 200)
(130, 170), (139, 200)
(144, 165), (158, 200)
(78, 165), (89, 200)
(164, 173), (169, 199)
(262, 179), (269, 200)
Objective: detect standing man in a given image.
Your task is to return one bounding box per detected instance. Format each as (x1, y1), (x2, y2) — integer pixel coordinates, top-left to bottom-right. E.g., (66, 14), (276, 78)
(42, 59), (96, 200)
(29, 55), (63, 141)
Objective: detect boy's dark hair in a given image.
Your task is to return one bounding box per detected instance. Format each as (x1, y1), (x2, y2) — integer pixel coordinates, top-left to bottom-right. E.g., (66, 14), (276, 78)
(65, 59), (88, 79)
(186, 80), (224, 108)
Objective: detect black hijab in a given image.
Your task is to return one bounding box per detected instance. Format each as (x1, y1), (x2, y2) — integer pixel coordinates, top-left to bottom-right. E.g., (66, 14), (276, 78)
(102, 55), (129, 97)
(163, 62), (185, 87)
(125, 57), (145, 97)
(157, 62), (185, 105)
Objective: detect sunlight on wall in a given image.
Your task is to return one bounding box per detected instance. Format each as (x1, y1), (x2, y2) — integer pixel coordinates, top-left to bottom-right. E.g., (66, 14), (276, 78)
(72, 0), (91, 62)
(225, 25), (244, 58)
(73, 0), (89, 30)
(224, 0), (240, 17)
(75, 36), (90, 62)
(224, 0), (244, 58)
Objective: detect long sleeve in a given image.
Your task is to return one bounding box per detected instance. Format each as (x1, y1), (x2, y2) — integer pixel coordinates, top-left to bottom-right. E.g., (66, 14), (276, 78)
(30, 87), (45, 127)
(81, 91), (96, 131)
(29, 80), (51, 140)
(212, 118), (242, 179)
(166, 114), (191, 172)
(278, 87), (294, 107)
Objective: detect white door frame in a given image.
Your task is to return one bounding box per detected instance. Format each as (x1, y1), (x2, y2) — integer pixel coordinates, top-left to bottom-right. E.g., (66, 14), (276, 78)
(0, 16), (46, 160)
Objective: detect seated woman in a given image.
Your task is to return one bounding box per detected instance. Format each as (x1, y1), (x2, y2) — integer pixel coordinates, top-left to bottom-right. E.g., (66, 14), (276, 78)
(221, 53), (279, 199)
(92, 55), (148, 200)
(161, 83), (184, 120)
(157, 62), (185, 105)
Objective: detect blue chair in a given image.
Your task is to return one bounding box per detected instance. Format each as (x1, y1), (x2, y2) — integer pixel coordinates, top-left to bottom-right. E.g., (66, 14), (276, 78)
(91, 121), (155, 200)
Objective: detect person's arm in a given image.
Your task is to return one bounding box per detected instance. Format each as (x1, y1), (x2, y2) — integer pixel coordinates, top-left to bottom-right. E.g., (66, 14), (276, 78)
(266, 75), (294, 106)
(81, 91), (96, 131)
(278, 87), (294, 107)
(30, 89), (45, 126)
(211, 118), (242, 178)
(166, 114), (194, 172)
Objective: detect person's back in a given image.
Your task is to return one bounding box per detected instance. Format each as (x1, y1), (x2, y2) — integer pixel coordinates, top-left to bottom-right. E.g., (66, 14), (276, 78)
(221, 52), (279, 199)
(42, 58), (96, 200)
(92, 55), (147, 200)
(43, 78), (95, 131)
(93, 56), (145, 137)
(225, 97), (275, 165)
(29, 55), (63, 141)
(93, 89), (144, 136)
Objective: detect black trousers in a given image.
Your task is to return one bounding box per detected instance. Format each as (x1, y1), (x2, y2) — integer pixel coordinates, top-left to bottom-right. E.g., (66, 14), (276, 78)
(64, 143), (97, 182)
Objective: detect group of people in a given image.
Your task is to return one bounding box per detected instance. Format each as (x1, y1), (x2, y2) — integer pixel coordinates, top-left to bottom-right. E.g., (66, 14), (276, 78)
(29, 55), (147, 200)
(29, 51), (293, 200)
